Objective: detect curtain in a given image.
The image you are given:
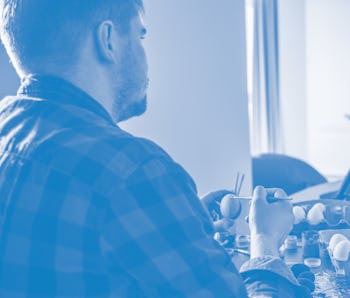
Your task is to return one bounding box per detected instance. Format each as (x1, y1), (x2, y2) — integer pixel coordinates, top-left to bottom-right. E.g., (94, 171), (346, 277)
(246, 0), (284, 154)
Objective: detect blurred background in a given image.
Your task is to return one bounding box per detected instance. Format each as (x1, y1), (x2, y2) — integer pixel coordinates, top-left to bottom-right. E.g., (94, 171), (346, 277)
(0, 0), (349, 196)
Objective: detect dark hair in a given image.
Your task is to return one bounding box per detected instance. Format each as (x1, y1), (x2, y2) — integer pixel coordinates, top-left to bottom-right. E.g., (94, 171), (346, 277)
(0, 0), (144, 74)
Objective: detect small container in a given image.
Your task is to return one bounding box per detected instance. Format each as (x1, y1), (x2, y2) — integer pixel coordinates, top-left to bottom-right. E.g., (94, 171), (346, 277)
(302, 230), (321, 268)
(304, 258), (322, 268)
(284, 235), (298, 251)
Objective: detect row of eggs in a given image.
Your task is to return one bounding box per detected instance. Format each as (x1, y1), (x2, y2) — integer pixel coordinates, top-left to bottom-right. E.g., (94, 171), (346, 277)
(293, 203), (350, 226)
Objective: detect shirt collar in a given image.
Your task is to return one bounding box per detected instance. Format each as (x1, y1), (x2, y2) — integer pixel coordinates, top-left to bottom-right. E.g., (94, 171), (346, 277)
(17, 74), (116, 126)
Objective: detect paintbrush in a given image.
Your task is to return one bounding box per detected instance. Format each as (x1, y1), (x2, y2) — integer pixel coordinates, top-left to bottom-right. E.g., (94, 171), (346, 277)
(235, 195), (293, 203)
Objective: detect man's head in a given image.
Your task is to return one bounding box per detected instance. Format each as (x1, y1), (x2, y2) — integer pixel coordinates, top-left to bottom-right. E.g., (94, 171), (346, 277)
(0, 0), (148, 122)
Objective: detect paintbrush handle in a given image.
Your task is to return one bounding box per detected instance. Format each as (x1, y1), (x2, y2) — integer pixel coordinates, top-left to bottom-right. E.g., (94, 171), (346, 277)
(235, 196), (292, 203)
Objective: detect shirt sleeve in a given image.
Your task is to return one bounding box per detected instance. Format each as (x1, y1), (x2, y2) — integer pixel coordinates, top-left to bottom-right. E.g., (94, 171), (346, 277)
(240, 256), (312, 297)
(100, 154), (248, 298)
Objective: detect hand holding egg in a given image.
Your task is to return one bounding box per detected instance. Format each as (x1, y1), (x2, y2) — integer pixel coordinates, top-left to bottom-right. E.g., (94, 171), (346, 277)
(213, 218), (236, 233)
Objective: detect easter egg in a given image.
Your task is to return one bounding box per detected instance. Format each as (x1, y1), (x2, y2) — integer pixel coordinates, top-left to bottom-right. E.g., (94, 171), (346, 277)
(293, 206), (306, 224)
(306, 203), (326, 225)
(329, 234), (348, 254)
(220, 194), (241, 219)
(333, 240), (350, 262)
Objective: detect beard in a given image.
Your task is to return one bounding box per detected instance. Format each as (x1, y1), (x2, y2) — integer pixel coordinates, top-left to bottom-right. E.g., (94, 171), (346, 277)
(113, 93), (147, 122)
(111, 39), (148, 123)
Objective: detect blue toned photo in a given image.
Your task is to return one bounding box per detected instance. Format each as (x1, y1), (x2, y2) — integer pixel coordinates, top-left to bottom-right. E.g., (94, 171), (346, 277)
(0, 0), (348, 297)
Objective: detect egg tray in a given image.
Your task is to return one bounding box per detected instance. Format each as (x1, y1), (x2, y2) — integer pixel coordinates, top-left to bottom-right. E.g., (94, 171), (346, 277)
(319, 229), (350, 274)
(291, 199), (350, 236)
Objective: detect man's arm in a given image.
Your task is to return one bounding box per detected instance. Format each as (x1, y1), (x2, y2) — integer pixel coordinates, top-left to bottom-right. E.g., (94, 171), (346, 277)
(201, 187), (311, 297)
(100, 149), (307, 297)
(240, 186), (311, 297)
(100, 155), (248, 297)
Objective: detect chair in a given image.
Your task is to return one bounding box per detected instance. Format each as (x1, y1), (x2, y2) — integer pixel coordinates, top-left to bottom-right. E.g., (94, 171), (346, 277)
(252, 153), (327, 195)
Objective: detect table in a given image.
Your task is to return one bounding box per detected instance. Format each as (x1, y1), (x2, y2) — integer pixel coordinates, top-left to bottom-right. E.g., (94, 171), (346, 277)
(230, 237), (350, 297)
(280, 239), (350, 297)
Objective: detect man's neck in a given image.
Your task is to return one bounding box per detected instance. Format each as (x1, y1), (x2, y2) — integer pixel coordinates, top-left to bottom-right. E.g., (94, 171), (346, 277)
(27, 68), (114, 120)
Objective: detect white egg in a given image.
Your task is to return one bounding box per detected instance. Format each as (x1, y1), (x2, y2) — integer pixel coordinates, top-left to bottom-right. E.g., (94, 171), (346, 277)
(333, 240), (350, 262)
(329, 234), (348, 254)
(220, 194), (241, 219)
(313, 202), (326, 211)
(293, 206), (306, 224)
(306, 203), (326, 225)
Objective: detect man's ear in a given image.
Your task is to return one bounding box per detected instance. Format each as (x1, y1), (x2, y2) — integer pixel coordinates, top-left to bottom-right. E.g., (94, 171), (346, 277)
(95, 20), (119, 62)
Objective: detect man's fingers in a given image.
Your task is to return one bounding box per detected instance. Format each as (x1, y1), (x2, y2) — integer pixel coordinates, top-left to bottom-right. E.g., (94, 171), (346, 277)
(252, 185), (267, 202)
(266, 188), (288, 198)
(253, 187), (289, 205)
(266, 188), (293, 215)
(201, 189), (232, 205)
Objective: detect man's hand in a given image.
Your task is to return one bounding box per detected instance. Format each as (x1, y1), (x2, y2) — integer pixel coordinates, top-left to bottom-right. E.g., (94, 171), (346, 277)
(249, 186), (294, 258)
(200, 189), (234, 209)
(200, 189), (234, 221)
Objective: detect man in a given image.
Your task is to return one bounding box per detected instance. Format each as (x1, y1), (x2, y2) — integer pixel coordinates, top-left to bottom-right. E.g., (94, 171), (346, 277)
(0, 1), (308, 297)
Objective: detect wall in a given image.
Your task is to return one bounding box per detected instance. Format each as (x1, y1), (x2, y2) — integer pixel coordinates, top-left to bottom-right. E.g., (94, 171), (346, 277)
(278, 0), (350, 178)
(121, 0), (252, 196)
(306, 0), (350, 177)
(278, 0), (307, 161)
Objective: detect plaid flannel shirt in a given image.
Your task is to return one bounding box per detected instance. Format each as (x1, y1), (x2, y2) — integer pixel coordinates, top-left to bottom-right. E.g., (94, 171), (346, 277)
(0, 75), (307, 297)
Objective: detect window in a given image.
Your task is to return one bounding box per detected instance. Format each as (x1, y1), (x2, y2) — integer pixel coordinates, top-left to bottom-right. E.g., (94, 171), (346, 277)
(245, 0), (282, 155)
(247, 0), (350, 179)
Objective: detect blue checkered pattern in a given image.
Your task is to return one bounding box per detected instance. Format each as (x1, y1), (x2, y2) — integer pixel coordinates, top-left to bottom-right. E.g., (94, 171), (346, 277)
(0, 75), (248, 297)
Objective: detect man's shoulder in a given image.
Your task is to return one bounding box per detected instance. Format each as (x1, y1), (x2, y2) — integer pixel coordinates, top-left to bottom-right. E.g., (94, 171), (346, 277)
(77, 126), (173, 164)
(46, 126), (199, 197)
(0, 95), (44, 117)
(0, 94), (170, 164)
(89, 129), (178, 178)
(34, 119), (177, 181)
(0, 94), (195, 191)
